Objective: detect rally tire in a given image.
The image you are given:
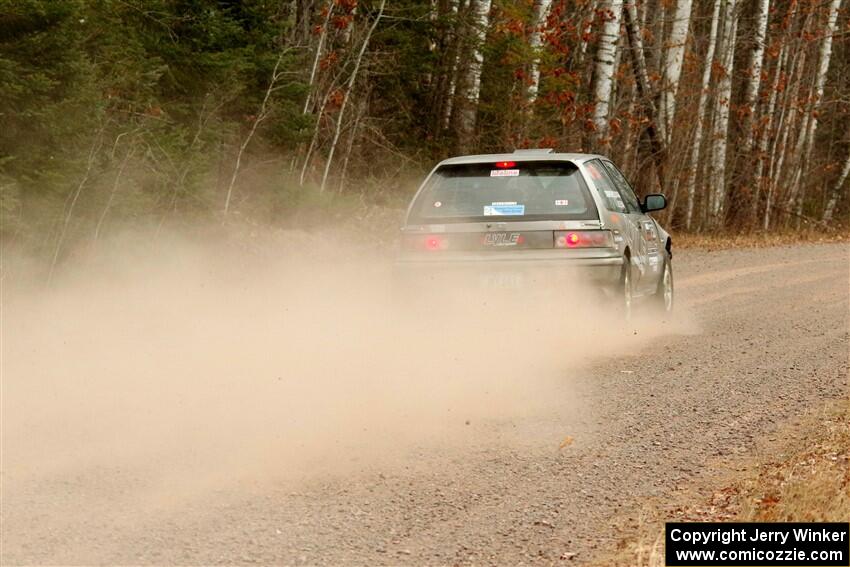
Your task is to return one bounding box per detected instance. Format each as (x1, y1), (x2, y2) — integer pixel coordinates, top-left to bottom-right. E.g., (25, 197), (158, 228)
(653, 255), (674, 313)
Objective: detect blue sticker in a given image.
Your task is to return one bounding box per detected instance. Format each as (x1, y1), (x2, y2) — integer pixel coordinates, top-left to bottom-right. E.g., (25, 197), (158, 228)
(484, 204), (525, 216)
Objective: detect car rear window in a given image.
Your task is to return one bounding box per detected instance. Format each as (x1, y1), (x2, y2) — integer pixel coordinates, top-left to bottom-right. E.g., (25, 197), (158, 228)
(408, 161), (598, 223)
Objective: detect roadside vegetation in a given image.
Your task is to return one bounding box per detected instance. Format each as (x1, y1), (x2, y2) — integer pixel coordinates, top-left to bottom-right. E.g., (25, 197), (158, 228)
(672, 229), (850, 250)
(602, 399), (850, 566)
(1, 0), (848, 277)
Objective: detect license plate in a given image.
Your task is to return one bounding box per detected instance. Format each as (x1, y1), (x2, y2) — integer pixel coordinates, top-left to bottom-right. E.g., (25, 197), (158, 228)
(480, 271), (524, 289)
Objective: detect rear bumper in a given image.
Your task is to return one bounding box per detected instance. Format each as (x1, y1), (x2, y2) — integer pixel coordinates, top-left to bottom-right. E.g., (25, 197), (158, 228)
(393, 251), (624, 286)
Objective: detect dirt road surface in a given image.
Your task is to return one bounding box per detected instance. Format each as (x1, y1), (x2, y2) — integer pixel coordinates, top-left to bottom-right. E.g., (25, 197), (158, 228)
(2, 242), (848, 565)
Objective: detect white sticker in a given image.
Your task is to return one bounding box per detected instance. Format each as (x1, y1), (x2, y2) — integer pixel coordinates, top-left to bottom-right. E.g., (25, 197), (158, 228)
(604, 190), (626, 208)
(484, 204), (525, 216)
(433, 201), (442, 208)
(490, 169), (520, 177)
(554, 199), (569, 206)
(491, 201), (517, 206)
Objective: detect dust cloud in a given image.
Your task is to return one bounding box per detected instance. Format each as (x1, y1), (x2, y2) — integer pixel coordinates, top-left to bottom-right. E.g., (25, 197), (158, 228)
(1, 226), (691, 545)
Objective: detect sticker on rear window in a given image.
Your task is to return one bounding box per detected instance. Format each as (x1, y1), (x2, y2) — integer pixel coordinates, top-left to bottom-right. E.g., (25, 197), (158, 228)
(605, 190), (626, 208)
(433, 200), (442, 208)
(554, 199), (569, 206)
(484, 204), (525, 216)
(490, 169), (520, 177)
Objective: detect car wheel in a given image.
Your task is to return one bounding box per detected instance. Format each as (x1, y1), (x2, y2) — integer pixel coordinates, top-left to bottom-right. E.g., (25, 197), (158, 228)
(621, 258), (633, 320)
(653, 255), (674, 313)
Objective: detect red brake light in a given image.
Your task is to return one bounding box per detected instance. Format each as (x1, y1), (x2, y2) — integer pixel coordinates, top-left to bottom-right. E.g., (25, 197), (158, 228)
(425, 235), (445, 250)
(494, 161), (516, 169)
(554, 230), (614, 248)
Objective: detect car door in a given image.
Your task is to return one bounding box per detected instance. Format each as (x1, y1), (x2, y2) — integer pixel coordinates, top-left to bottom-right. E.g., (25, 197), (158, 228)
(583, 159), (643, 281)
(600, 160), (659, 294)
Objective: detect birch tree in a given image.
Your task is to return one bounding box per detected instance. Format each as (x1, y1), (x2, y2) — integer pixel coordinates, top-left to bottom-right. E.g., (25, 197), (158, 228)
(623, 0), (665, 180)
(708, 0), (738, 227)
(588, 0), (624, 149)
(303, 3), (335, 114)
(789, 0), (843, 219)
(440, 0), (466, 130)
(823, 149), (850, 222)
(763, 3), (814, 228)
(577, 0), (600, 67)
(659, 0), (693, 143)
(740, 0), (769, 153)
(292, 0), (319, 46)
(750, 45), (786, 223)
(526, 0), (554, 106)
(684, 0), (722, 230)
(6, 0), (850, 246)
(224, 51), (288, 213)
(453, 0), (493, 153)
(320, 0), (387, 193)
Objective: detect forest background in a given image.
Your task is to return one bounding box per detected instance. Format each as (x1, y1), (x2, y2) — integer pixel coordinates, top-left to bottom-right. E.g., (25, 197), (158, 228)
(1, 0), (847, 269)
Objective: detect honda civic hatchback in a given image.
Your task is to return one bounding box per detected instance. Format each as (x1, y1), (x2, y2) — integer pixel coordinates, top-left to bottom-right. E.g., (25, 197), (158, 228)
(396, 149), (673, 314)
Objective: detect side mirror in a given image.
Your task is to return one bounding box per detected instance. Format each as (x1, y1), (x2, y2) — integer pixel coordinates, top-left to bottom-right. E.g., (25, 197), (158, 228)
(642, 194), (667, 213)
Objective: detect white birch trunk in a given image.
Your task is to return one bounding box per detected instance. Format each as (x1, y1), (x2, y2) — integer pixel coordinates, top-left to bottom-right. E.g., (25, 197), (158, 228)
(764, 42), (807, 229)
(441, 0), (465, 130)
(424, 0), (437, 85)
(659, 0), (692, 143)
(94, 146), (134, 241)
(341, 5), (357, 43)
(320, 0), (386, 193)
(609, 30), (624, 111)
(784, 109), (811, 221)
(303, 3), (334, 114)
(589, 0), (624, 147)
(708, 0), (738, 226)
(764, 95), (797, 229)
(300, 90), (332, 186)
(823, 149), (850, 222)
(651, 0), (665, 81)
(526, 0), (553, 105)
(808, 0), (842, 133)
(578, 0), (599, 66)
(741, 0), (769, 152)
(224, 52), (287, 213)
(683, 0), (722, 230)
(337, 95), (368, 193)
(429, 0), (438, 52)
(762, 5), (814, 229)
(47, 128), (104, 286)
(789, 0), (842, 219)
(751, 44), (785, 222)
(624, 0), (665, 174)
(454, 0), (493, 153)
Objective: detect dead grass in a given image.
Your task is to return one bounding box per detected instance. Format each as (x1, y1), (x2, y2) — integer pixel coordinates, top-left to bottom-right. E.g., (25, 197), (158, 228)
(737, 401), (850, 523)
(672, 230), (849, 251)
(596, 399), (850, 566)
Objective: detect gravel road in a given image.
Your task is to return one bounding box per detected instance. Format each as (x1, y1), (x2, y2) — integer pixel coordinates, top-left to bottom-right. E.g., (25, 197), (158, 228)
(2, 242), (848, 565)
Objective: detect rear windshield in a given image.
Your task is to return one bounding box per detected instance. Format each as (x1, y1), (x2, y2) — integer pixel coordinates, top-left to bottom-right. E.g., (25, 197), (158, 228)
(408, 161), (598, 223)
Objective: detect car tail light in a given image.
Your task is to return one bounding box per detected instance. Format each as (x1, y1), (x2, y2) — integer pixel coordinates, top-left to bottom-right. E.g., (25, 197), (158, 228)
(554, 230), (614, 248)
(424, 235), (448, 251)
(494, 161), (516, 168)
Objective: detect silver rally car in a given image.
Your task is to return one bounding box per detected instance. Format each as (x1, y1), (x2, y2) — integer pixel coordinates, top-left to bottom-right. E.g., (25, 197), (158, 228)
(396, 149), (674, 313)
